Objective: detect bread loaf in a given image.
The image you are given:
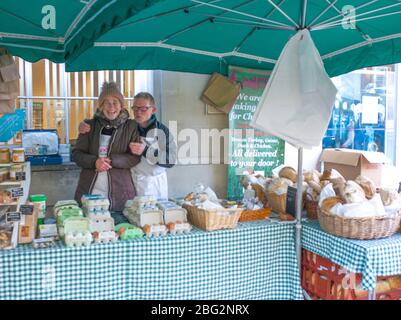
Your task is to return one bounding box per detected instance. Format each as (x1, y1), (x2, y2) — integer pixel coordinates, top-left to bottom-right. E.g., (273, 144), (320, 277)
(380, 188), (398, 206)
(321, 196), (344, 211)
(303, 170), (321, 184)
(321, 168), (345, 182)
(388, 275), (401, 289)
(355, 175), (376, 200)
(342, 181), (366, 204)
(279, 166), (297, 183)
(267, 177), (293, 195)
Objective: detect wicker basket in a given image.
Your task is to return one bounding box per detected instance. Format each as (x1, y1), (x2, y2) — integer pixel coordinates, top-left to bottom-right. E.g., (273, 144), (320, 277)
(267, 192), (286, 214)
(317, 206), (401, 240)
(305, 194), (318, 220)
(183, 204), (243, 231)
(239, 208), (271, 222)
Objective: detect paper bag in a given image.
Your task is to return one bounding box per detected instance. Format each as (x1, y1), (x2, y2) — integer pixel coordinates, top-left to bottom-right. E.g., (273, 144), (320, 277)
(251, 29), (337, 148)
(201, 72), (241, 114)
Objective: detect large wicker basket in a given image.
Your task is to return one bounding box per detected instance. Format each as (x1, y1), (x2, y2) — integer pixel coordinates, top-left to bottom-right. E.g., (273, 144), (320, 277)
(239, 208), (271, 222)
(182, 204), (243, 231)
(317, 206), (401, 240)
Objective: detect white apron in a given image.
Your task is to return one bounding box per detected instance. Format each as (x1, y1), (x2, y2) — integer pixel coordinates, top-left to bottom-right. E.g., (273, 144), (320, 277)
(131, 131), (168, 200)
(131, 159), (168, 200)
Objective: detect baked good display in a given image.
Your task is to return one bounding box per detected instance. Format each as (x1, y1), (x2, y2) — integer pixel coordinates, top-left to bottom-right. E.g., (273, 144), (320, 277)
(303, 170), (321, 184)
(341, 181), (366, 204)
(355, 175), (376, 200)
(279, 166), (297, 183)
(320, 168), (345, 182)
(267, 177), (293, 195)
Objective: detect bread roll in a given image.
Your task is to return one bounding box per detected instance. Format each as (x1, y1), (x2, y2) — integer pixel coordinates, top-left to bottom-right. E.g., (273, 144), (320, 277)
(279, 166), (297, 183)
(267, 177), (293, 195)
(308, 181), (322, 194)
(321, 168), (345, 182)
(387, 275), (401, 289)
(321, 196), (344, 211)
(341, 181), (366, 204)
(355, 175), (376, 200)
(279, 213), (295, 221)
(376, 280), (391, 293)
(380, 188), (398, 206)
(303, 170), (321, 184)
(331, 177), (345, 197)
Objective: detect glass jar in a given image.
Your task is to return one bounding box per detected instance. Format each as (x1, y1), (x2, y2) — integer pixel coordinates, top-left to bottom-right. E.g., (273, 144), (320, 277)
(9, 164), (23, 181)
(0, 167), (9, 182)
(12, 148), (25, 163)
(0, 148), (10, 164)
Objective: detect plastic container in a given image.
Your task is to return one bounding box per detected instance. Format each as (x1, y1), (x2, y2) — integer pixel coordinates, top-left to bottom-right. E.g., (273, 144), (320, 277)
(0, 148), (10, 164)
(12, 148), (25, 163)
(29, 194), (47, 219)
(32, 237), (56, 249)
(115, 223), (144, 240)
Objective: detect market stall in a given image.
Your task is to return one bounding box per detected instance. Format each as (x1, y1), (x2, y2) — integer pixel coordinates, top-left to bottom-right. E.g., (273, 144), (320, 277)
(0, 220), (302, 300)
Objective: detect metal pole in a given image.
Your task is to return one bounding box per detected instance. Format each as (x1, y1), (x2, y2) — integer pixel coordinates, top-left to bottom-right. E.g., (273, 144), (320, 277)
(296, 147), (304, 275)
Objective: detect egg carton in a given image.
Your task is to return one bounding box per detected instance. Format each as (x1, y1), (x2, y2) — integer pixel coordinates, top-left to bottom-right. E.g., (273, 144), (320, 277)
(82, 199), (110, 212)
(131, 196), (157, 209)
(84, 209), (111, 219)
(123, 209), (164, 227)
(142, 224), (168, 237)
(54, 200), (79, 211)
(166, 222), (192, 235)
(63, 217), (92, 247)
(92, 231), (118, 244)
(32, 237), (56, 249)
(54, 204), (81, 217)
(65, 232), (93, 247)
(56, 207), (84, 238)
(89, 217), (115, 233)
(115, 223), (144, 240)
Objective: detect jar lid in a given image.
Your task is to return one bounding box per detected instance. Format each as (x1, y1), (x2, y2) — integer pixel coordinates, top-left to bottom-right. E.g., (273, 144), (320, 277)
(0, 148), (10, 152)
(13, 148), (25, 152)
(30, 194), (47, 201)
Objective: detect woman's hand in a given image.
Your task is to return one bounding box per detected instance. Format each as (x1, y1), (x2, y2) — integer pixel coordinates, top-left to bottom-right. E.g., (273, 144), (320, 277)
(96, 157), (112, 172)
(129, 140), (146, 155)
(78, 121), (91, 134)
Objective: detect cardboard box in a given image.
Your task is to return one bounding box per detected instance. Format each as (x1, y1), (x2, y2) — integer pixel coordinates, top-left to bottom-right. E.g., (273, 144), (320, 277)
(320, 148), (388, 186)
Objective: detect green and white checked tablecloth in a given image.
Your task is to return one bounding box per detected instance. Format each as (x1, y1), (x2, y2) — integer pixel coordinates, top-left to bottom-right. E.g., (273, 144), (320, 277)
(0, 220), (303, 300)
(302, 220), (401, 291)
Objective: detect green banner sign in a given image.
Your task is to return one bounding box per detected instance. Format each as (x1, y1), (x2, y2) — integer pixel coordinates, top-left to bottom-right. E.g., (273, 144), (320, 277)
(227, 65), (285, 200)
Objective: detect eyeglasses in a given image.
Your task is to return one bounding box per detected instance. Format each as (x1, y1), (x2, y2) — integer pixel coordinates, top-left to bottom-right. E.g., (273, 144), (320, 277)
(132, 105), (153, 112)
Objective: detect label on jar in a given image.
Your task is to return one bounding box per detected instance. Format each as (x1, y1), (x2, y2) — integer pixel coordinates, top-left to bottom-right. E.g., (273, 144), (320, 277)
(12, 151), (25, 163)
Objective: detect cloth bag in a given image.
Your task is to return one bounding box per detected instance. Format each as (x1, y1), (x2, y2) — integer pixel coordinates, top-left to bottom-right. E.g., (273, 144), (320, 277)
(0, 51), (19, 114)
(251, 29), (337, 148)
(201, 72), (241, 114)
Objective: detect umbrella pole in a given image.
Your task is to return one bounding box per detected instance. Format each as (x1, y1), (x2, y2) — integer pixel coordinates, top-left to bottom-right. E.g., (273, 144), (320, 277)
(296, 147), (303, 278)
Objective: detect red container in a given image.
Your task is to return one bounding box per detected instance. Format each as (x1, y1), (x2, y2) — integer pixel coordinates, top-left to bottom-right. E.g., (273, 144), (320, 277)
(302, 249), (401, 300)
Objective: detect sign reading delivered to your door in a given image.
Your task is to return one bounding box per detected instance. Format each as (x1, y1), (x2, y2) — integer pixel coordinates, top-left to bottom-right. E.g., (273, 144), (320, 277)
(227, 66), (284, 200)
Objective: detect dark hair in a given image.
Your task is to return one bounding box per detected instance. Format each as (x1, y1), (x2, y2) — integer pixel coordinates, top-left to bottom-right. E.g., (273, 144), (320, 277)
(134, 92), (155, 105)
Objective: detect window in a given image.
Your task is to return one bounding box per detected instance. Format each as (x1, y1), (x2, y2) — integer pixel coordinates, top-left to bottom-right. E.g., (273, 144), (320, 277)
(323, 65), (397, 165)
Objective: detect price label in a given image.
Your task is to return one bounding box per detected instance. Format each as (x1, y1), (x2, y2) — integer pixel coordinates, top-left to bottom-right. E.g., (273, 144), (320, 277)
(6, 211), (21, 223)
(285, 186), (297, 218)
(20, 205), (34, 215)
(16, 172), (26, 181)
(10, 187), (24, 198)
